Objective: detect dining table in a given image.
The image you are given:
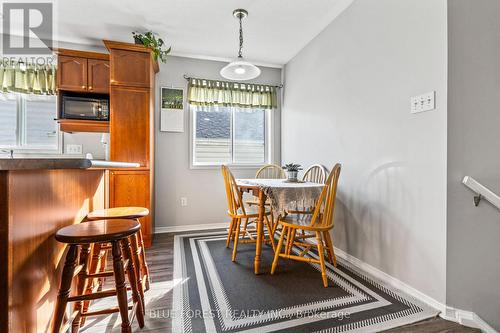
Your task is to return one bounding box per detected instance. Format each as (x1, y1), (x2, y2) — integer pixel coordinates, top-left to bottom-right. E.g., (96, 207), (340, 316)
(236, 178), (325, 274)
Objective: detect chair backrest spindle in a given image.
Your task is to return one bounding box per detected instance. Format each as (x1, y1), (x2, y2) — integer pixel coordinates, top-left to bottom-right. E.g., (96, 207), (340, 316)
(255, 164), (286, 179)
(303, 164), (328, 184)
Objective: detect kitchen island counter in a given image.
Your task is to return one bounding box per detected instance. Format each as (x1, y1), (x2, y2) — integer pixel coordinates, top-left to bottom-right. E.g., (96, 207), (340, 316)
(0, 158), (140, 170)
(0, 158), (142, 332)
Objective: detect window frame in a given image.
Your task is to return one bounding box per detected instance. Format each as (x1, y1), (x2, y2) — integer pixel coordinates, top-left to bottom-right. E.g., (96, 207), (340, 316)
(189, 104), (274, 169)
(0, 93), (62, 155)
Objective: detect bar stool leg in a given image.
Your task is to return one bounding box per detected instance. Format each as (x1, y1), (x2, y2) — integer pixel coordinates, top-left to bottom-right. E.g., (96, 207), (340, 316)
(130, 234), (145, 314)
(111, 241), (132, 333)
(121, 237), (145, 328)
(136, 226), (150, 290)
(73, 244), (91, 330)
(51, 245), (78, 333)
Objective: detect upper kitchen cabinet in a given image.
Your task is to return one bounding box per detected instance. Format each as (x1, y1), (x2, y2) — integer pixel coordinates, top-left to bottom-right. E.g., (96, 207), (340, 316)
(104, 40), (159, 88)
(56, 49), (110, 93)
(88, 59), (110, 93)
(57, 55), (87, 92)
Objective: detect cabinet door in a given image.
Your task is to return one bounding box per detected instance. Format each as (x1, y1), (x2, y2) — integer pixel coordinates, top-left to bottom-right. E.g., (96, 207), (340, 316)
(109, 50), (151, 88)
(57, 56), (87, 91)
(110, 86), (150, 166)
(109, 170), (152, 246)
(88, 59), (110, 93)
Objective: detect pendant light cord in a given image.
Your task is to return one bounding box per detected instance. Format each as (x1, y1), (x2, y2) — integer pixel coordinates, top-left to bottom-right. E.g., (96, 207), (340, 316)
(238, 14), (243, 59)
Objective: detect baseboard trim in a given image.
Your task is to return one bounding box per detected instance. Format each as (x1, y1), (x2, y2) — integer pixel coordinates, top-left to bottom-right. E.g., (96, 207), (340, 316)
(442, 306), (497, 333)
(333, 247), (497, 333)
(155, 222), (228, 234)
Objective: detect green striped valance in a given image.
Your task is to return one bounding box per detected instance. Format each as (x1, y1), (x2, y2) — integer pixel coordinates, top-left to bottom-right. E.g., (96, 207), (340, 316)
(0, 62), (57, 95)
(188, 78), (278, 109)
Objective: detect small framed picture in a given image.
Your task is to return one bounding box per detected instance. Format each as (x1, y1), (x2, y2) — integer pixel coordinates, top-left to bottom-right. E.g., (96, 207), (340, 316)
(160, 87), (184, 132)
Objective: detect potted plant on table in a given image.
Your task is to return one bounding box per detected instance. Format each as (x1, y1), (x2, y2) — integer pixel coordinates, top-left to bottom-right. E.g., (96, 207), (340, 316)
(132, 31), (171, 63)
(282, 163), (303, 182)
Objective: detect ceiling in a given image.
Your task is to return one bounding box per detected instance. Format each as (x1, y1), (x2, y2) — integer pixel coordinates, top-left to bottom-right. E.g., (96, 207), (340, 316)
(51, 0), (353, 67)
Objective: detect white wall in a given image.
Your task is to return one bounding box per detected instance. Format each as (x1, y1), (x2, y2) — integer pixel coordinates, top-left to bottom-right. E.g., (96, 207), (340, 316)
(154, 56), (282, 230)
(282, 0), (448, 302)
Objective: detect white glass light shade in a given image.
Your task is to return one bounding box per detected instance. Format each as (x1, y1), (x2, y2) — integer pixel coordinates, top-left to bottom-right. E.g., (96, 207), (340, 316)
(220, 60), (261, 81)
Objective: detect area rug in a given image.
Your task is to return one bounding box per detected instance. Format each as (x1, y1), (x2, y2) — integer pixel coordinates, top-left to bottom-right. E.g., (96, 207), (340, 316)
(172, 231), (439, 333)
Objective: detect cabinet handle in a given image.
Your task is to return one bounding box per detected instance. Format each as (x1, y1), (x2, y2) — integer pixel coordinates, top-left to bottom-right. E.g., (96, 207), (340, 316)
(81, 85), (86, 89)
(89, 86), (93, 90)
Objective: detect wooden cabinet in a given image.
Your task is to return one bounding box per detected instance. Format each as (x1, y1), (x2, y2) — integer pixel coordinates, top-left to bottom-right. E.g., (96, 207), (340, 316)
(105, 40), (158, 248)
(88, 59), (110, 93)
(109, 170), (152, 246)
(58, 119), (109, 133)
(56, 49), (110, 93)
(57, 55), (87, 92)
(110, 87), (150, 167)
(110, 49), (151, 88)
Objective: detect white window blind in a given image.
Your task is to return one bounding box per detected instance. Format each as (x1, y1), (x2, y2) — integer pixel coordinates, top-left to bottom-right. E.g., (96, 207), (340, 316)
(0, 94), (18, 146)
(191, 105), (270, 166)
(0, 93), (59, 152)
(25, 95), (58, 148)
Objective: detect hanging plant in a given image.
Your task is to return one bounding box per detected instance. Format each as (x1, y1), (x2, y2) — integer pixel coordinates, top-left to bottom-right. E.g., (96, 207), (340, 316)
(132, 31), (171, 63)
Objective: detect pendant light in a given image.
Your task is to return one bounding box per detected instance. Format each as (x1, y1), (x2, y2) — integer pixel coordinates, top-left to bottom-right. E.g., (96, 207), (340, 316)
(220, 9), (261, 81)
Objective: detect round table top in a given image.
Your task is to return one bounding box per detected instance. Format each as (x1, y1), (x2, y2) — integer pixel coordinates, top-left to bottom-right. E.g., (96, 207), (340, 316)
(56, 219), (140, 244)
(87, 207), (149, 220)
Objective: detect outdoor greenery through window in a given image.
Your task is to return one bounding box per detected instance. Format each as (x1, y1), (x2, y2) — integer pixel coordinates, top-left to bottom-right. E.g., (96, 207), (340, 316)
(0, 93), (59, 152)
(191, 105), (269, 166)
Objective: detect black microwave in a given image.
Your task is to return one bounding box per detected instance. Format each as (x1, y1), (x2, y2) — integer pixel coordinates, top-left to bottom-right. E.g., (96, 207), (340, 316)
(61, 95), (109, 120)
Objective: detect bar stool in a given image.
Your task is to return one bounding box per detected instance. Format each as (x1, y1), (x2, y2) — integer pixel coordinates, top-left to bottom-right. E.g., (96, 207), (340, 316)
(52, 219), (144, 333)
(85, 207), (151, 314)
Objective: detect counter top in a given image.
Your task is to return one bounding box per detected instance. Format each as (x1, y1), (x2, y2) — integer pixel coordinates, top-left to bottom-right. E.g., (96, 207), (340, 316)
(0, 158), (140, 170)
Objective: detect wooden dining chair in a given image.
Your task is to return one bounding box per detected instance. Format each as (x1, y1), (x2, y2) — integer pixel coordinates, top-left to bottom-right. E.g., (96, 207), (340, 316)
(255, 164), (286, 179)
(271, 164), (341, 287)
(221, 165), (275, 261)
(303, 164), (328, 184)
(288, 164), (329, 216)
(246, 164), (286, 233)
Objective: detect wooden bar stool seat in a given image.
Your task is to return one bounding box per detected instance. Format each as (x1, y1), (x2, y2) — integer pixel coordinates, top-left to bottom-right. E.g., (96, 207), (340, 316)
(52, 219), (144, 333)
(87, 207), (149, 220)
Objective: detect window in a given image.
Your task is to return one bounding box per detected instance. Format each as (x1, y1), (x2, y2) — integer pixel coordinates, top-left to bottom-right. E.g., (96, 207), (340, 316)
(191, 105), (271, 166)
(0, 93), (60, 153)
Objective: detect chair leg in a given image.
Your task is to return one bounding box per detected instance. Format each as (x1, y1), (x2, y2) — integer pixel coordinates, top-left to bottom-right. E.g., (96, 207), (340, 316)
(323, 231), (336, 266)
(269, 211), (275, 236)
(242, 217), (250, 239)
(271, 226), (287, 274)
(284, 227), (292, 257)
(72, 244), (91, 330)
(231, 218), (242, 262)
(51, 245), (78, 333)
(111, 241), (132, 333)
(315, 232), (328, 288)
(286, 228), (296, 256)
(264, 215), (276, 251)
(121, 237), (145, 328)
(226, 218), (235, 248)
(130, 233), (145, 315)
(82, 242), (103, 318)
(136, 228), (150, 291)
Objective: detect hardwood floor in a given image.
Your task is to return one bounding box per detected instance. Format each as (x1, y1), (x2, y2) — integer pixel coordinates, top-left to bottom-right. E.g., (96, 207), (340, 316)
(79, 232), (480, 332)
(144, 232), (480, 333)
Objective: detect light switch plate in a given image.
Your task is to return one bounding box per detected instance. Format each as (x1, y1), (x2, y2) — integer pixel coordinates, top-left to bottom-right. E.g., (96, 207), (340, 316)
(66, 144), (83, 154)
(411, 91), (435, 114)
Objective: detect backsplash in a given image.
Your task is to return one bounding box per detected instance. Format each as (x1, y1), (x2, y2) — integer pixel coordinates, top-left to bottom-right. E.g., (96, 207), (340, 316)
(63, 132), (108, 159)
